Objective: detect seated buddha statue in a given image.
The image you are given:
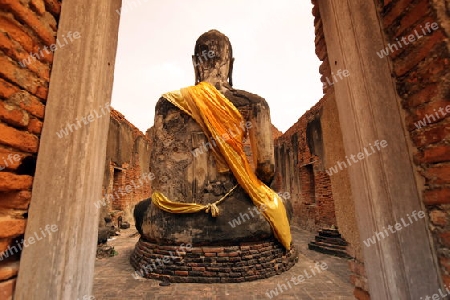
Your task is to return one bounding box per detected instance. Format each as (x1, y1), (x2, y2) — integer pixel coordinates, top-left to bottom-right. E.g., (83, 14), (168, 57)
(132, 30), (295, 282)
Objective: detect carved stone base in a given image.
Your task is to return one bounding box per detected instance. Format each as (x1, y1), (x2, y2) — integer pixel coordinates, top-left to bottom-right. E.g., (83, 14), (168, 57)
(130, 238), (298, 283)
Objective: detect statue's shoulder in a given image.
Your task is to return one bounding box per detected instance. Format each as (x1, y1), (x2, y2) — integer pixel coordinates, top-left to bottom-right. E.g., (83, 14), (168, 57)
(155, 96), (178, 116)
(224, 88), (269, 109)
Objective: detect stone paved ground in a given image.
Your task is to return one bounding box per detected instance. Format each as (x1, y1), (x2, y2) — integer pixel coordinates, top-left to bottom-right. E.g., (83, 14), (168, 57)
(93, 225), (354, 300)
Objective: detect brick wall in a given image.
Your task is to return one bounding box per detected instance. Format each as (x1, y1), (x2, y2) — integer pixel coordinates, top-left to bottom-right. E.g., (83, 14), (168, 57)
(271, 124), (282, 140)
(274, 98), (337, 232)
(377, 0), (450, 287)
(0, 0), (61, 298)
(100, 109), (152, 224)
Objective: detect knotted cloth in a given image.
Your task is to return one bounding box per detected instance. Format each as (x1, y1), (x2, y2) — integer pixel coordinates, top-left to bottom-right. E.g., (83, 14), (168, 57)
(151, 82), (292, 250)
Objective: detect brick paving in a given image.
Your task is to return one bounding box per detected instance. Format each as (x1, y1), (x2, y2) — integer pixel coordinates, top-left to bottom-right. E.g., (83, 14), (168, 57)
(93, 225), (354, 300)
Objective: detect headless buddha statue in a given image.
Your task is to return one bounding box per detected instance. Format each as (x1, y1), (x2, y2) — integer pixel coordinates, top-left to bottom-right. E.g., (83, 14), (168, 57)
(139, 29), (292, 249)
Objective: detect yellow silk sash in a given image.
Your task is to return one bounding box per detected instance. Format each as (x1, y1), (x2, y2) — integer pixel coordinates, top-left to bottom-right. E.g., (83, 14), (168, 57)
(151, 82), (292, 249)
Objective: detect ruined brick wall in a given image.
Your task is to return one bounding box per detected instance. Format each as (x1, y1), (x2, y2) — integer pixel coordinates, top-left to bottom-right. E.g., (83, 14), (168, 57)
(271, 124), (282, 140)
(377, 0), (450, 287)
(274, 98), (337, 232)
(0, 0), (61, 298)
(100, 109), (151, 224)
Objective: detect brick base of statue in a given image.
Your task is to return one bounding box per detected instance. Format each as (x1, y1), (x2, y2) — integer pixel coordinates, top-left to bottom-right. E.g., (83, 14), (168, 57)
(130, 238), (298, 283)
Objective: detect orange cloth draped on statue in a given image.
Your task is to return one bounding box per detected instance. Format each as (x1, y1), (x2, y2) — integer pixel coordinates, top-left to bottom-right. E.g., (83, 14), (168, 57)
(151, 81), (292, 250)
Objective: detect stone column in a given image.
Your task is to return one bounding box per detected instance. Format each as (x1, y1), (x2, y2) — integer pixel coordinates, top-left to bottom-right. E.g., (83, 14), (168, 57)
(14, 0), (121, 299)
(319, 0), (441, 299)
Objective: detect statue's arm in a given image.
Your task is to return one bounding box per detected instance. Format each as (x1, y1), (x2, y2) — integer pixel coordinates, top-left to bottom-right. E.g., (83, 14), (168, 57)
(251, 101), (275, 185)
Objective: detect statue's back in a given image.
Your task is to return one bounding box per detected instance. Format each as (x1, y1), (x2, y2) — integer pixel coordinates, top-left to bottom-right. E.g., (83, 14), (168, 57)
(143, 88), (274, 245)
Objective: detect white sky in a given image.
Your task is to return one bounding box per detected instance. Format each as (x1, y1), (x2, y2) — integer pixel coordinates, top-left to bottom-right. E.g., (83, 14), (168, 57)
(111, 0), (323, 134)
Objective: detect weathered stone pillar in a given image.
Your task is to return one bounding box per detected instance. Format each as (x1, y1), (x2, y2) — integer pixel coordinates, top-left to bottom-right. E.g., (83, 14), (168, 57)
(319, 0), (441, 299)
(15, 0), (121, 299)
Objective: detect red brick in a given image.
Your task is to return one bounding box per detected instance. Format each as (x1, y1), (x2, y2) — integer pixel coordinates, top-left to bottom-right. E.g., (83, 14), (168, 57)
(174, 270), (188, 276)
(43, 0), (61, 16)
(0, 78), (19, 99)
(0, 238), (12, 254)
(0, 278), (15, 300)
(30, 0), (46, 15)
(0, 261), (19, 281)
(439, 232), (450, 249)
(202, 247), (224, 253)
(250, 244), (263, 250)
(411, 121), (450, 147)
(439, 257), (450, 272)
(0, 55), (47, 98)
(0, 217), (26, 238)
(0, 16), (35, 53)
(0, 0), (56, 46)
(0, 123), (39, 152)
(414, 145), (450, 164)
(0, 150), (26, 171)
(413, 57), (450, 85)
(394, 31), (446, 76)
(41, 11), (57, 32)
(0, 33), (50, 81)
(0, 191), (32, 210)
(354, 287), (370, 300)
(27, 117), (42, 134)
(424, 165), (450, 184)
(424, 188), (450, 205)
(383, 0), (415, 26)
(408, 101), (450, 131)
(0, 101), (29, 128)
(429, 210), (448, 227)
(403, 83), (438, 109)
(31, 43), (53, 64)
(34, 85), (48, 100)
(0, 172), (33, 191)
(9, 91), (45, 119)
(393, 1), (431, 38)
(443, 275), (450, 287)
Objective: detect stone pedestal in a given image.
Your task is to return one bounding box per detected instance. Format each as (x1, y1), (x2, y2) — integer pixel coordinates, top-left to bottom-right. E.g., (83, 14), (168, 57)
(130, 238), (297, 283)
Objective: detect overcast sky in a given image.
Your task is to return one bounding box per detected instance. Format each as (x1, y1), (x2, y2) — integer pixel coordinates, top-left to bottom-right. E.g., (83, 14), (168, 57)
(111, 0), (323, 133)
